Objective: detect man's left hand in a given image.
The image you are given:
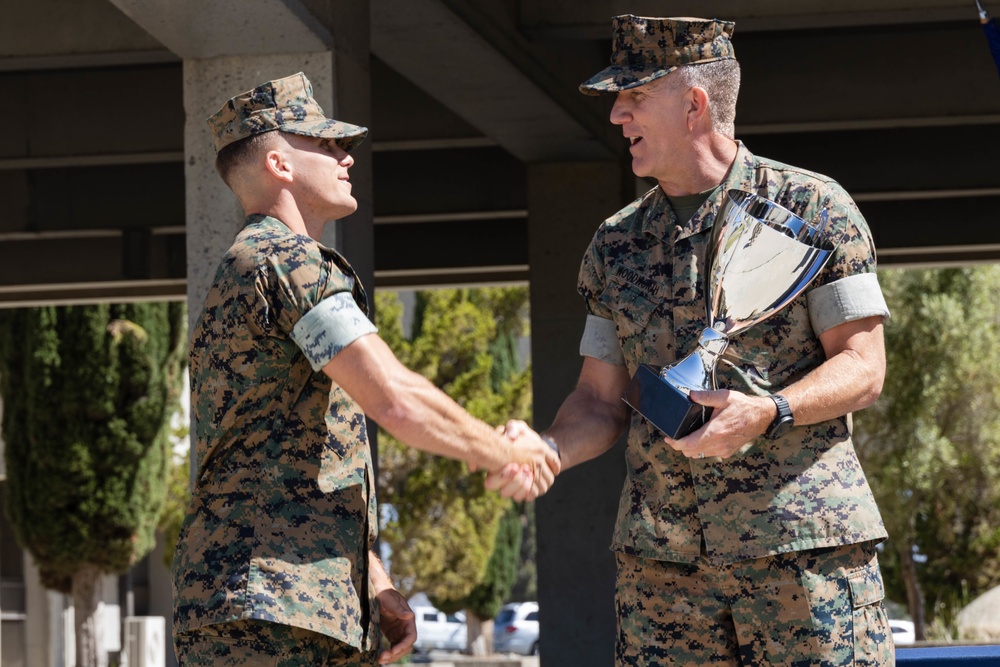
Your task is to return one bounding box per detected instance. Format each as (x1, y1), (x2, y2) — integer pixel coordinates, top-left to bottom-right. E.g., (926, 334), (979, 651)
(376, 589), (416, 664)
(663, 389), (773, 459)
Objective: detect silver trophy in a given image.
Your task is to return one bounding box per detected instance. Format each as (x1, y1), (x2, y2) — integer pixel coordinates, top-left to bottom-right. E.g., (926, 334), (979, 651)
(622, 189), (837, 438)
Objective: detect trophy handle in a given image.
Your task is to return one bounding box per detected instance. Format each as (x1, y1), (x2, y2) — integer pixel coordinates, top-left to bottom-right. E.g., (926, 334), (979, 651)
(662, 327), (729, 395)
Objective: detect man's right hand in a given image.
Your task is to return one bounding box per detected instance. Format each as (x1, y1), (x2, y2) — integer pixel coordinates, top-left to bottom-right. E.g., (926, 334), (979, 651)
(485, 421), (560, 501)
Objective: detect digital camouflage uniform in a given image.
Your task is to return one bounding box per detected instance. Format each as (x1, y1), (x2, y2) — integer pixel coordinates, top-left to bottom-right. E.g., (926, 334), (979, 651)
(174, 619), (377, 666)
(173, 73), (381, 664)
(579, 142), (893, 667)
(579, 142), (888, 565)
(577, 16), (893, 666)
(173, 214), (380, 650)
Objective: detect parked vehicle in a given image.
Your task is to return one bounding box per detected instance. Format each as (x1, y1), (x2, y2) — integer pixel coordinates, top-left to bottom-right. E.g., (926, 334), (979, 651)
(412, 605), (467, 653)
(890, 618), (916, 646)
(494, 601), (539, 656)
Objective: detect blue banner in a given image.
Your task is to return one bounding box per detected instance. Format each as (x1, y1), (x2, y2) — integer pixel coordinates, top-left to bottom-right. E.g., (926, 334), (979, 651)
(978, 0), (1000, 77)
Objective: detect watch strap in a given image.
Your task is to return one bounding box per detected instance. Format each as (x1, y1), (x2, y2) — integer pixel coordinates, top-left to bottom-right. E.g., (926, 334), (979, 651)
(766, 394), (794, 438)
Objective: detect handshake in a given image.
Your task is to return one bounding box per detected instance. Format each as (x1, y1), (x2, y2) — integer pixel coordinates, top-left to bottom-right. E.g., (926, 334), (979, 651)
(483, 420), (562, 502)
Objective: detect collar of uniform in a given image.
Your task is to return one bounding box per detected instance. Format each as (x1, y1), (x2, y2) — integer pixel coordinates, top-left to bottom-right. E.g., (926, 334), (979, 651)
(643, 141), (759, 244)
(242, 213), (305, 239)
(722, 141), (760, 201)
(242, 213), (341, 257)
(639, 186), (677, 242)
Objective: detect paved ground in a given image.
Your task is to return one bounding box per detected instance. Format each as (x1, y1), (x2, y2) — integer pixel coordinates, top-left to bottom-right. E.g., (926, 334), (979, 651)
(413, 651), (539, 667)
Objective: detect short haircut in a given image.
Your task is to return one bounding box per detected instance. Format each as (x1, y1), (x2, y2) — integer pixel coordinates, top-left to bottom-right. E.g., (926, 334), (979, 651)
(670, 60), (741, 139)
(214, 130), (281, 189)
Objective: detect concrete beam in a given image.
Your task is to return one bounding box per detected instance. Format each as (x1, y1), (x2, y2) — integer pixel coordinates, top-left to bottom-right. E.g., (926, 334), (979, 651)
(733, 22), (1000, 130)
(106, 0), (330, 58)
(0, 0), (161, 61)
(519, 0), (981, 38)
(371, 0), (617, 162)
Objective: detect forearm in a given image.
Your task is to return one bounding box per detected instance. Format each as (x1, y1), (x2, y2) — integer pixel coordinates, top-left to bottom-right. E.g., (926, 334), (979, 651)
(780, 316), (885, 427)
(375, 367), (513, 471)
(543, 361), (631, 470)
(780, 345), (883, 427)
(369, 550), (394, 595)
(327, 334), (556, 488)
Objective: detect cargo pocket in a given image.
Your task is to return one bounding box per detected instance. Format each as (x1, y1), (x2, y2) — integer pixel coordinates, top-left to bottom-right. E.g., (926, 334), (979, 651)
(848, 557), (894, 666)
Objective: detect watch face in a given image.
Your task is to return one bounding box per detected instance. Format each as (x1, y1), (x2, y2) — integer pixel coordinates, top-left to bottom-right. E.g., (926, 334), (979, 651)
(768, 419), (793, 439)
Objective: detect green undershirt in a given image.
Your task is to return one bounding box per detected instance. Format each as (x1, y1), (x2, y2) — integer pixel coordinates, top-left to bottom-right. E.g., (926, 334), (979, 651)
(667, 186), (720, 226)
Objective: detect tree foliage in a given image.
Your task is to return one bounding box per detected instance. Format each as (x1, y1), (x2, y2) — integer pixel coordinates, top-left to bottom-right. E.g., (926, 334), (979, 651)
(854, 266), (1000, 638)
(375, 288), (532, 623)
(0, 302), (186, 665)
(159, 421), (191, 569)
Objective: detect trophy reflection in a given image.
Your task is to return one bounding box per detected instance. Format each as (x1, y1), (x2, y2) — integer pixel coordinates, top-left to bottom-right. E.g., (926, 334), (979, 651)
(622, 189), (837, 438)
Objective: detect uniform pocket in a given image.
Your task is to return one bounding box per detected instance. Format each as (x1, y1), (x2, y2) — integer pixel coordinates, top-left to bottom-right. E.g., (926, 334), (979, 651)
(602, 276), (657, 330)
(848, 557), (894, 666)
(848, 559), (884, 608)
(600, 276), (661, 366)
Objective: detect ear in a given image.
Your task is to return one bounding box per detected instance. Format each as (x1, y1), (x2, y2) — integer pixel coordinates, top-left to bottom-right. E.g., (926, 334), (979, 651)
(686, 86), (710, 131)
(264, 147), (294, 183)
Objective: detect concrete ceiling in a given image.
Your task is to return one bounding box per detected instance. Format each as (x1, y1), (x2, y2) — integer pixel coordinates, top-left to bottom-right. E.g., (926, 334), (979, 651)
(1, 0), (999, 305)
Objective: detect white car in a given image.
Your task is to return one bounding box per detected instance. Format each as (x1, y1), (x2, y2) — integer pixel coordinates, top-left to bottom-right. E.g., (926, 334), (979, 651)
(890, 619), (916, 646)
(494, 601), (539, 656)
(412, 606), (467, 653)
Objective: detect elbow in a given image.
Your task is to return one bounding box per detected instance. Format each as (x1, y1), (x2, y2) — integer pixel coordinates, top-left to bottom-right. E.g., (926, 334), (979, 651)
(857, 369), (885, 411)
(367, 397), (419, 436)
(364, 381), (423, 436)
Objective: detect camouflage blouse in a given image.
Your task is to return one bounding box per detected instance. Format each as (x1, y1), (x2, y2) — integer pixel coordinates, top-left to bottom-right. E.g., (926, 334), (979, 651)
(578, 142), (888, 565)
(173, 215), (379, 649)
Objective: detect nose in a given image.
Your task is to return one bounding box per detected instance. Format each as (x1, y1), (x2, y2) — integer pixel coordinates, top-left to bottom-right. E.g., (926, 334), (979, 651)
(341, 151), (354, 168)
(610, 93), (631, 126)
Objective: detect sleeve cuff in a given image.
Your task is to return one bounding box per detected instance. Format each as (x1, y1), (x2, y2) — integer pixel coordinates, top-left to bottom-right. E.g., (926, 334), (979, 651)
(579, 314), (625, 366)
(291, 292), (378, 371)
(807, 273), (891, 336)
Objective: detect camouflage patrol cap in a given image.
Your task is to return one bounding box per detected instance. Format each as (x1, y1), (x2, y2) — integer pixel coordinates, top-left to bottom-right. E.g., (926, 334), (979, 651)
(208, 72), (368, 153)
(580, 15), (736, 95)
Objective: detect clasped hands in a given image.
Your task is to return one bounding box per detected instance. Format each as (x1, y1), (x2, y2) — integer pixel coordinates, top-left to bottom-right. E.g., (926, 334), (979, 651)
(484, 419), (560, 502)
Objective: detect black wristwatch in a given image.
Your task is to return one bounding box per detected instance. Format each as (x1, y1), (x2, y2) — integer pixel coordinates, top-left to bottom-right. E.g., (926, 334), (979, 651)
(766, 394), (794, 439)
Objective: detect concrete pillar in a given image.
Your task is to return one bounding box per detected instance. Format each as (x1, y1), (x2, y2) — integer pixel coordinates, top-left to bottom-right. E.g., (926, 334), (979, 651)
(527, 161), (631, 667)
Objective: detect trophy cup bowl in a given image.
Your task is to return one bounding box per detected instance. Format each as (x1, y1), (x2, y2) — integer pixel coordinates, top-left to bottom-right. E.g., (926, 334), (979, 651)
(622, 189), (838, 438)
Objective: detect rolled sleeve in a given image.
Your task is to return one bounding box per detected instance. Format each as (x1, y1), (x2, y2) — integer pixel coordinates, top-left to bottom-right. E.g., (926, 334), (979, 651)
(579, 314), (625, 366)
(291, 292), (378, 371)
(807, 272), (890, 335)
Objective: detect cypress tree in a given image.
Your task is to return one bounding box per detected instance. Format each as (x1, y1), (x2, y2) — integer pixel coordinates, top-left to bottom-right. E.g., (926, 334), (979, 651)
(0, 302), (186, 667)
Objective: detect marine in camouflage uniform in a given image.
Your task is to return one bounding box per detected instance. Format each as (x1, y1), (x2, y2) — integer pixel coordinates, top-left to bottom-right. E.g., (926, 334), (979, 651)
(173, 73), (560, 666)
(174, 212), (382, 659)
(499, 15), (894, 667)
(580, 142), (893, 667)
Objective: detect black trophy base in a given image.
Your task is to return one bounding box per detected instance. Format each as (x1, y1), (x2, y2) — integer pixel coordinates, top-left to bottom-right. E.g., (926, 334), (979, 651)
(622, 364), (712, 439)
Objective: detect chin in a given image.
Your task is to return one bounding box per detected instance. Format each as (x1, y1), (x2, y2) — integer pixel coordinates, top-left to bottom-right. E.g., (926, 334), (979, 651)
(334, 199), (359, 218)
(629, 159), (650, 179)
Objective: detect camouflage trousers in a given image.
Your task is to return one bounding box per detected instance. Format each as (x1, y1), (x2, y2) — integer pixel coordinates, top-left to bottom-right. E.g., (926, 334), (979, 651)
(615, 541), (895, 667)
(174, 619), (379, 667)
